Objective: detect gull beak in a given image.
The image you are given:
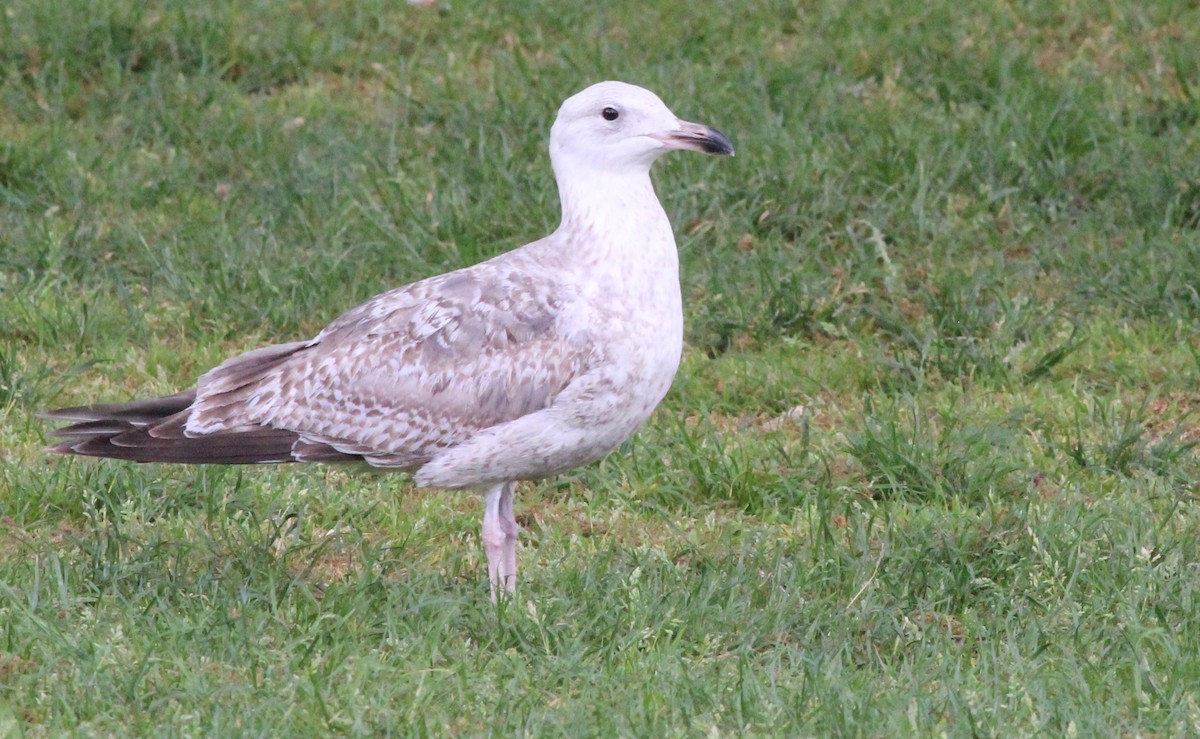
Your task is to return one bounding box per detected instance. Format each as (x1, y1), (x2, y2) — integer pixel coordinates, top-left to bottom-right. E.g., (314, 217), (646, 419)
(653, 119), (735, 156)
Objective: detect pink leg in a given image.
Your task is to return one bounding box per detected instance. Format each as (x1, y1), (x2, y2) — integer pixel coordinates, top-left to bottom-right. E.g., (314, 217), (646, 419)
(481, 481), (520, 600)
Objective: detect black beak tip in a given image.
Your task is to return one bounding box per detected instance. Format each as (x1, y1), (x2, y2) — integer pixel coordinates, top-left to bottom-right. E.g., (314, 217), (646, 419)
(703, 127), (735, 156)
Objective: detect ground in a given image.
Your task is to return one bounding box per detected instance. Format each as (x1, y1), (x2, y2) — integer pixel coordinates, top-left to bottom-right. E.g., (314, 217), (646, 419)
(1, 0), (1199, 735)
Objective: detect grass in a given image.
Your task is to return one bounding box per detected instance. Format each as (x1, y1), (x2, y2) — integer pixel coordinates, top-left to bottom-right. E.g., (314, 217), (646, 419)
(2, 0), (1199, 734)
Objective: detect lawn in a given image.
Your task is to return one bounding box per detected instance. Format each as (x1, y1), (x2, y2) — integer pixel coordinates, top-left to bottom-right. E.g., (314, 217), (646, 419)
(2, 0), (1199, 735)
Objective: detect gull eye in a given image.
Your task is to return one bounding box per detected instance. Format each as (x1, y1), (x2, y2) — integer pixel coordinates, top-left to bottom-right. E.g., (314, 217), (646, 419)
(601, 106), (620, 121)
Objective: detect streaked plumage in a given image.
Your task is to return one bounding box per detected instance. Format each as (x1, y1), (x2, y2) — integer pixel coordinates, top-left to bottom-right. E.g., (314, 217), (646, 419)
(46, 81), (734, 597)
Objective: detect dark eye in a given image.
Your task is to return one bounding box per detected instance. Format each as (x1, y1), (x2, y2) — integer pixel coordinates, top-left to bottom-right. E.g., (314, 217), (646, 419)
(601, 106), (620, 121)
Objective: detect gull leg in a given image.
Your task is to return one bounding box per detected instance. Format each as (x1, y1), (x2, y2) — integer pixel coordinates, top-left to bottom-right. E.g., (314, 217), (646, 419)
(497, 481), (519, 591)
(482, 481), (520, 600)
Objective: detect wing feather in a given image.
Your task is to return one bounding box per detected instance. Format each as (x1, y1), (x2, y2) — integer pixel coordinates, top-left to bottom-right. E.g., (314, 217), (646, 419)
(183, 256), (595, 467)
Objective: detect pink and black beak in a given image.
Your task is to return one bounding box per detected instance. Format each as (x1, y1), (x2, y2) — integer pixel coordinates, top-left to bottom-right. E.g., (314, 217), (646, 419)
(653, 119), (735, 156)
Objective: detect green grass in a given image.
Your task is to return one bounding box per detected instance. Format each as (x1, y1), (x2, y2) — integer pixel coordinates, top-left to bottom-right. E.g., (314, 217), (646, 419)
(2, 0), (1200, 734)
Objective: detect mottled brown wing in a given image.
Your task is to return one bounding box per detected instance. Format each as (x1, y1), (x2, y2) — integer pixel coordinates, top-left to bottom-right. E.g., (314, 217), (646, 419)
(186, 261), (597, 468)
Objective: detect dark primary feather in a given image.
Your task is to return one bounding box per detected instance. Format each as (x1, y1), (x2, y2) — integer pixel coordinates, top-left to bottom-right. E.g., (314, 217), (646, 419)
(45, 391), (360, 465)
(44, 391), (197, 424)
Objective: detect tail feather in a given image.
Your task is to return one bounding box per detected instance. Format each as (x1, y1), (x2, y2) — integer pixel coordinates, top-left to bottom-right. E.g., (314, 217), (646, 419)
(49, 434), (300, 464)
(43, 391), (197, 424)
(45, 392), (360, 465)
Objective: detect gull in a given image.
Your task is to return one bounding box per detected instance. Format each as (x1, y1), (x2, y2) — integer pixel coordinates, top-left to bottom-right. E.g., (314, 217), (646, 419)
(45, 81), (734, 598)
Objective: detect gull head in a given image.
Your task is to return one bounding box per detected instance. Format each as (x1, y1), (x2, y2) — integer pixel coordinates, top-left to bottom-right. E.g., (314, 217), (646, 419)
(549, 81), (734, 177)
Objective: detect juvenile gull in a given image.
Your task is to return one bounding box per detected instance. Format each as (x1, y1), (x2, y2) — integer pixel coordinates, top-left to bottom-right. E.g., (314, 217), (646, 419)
(45, 81), (734, 597)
